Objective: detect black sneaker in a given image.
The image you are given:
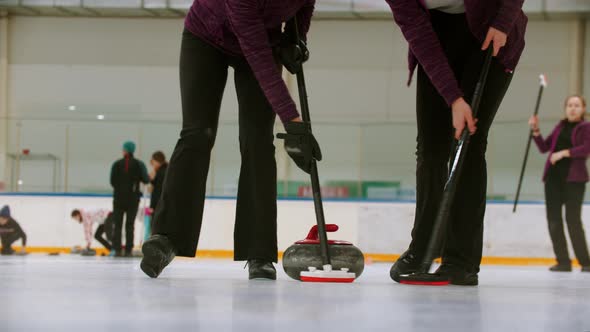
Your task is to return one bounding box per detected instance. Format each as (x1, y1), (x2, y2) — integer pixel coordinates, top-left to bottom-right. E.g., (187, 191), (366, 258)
(248, 260), (276, 280)
(435, 264), (478, 286)
(549, 264), (572, 272)
(390, 251), (421, 282)
(0, 247), (15, 255)
(582, 266), (590, 273)
(140, 235), (176, 278)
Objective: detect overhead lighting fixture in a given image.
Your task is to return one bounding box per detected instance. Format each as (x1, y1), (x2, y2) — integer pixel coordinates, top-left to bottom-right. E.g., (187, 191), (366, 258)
(97, 115), (105, 120)
(17, 180), (23, 186)
(68, 105), (77, 111)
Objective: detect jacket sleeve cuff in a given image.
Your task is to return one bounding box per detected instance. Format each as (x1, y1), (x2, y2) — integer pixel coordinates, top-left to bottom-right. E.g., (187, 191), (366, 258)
(532, 135), (548, 152)
(569, 146), (589, 159)
(569, 128), (590, 158)
(442, 88), (464, 107)
(491, 2), (524, 35)
(277, 104), (300, 124)
(490, 19), (512, 35)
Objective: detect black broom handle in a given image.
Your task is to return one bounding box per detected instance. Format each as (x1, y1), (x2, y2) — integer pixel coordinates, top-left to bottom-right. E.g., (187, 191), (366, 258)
(419, 48), (494, 273)
(289, 18), (331, 267)
(513, 76), (546, 213)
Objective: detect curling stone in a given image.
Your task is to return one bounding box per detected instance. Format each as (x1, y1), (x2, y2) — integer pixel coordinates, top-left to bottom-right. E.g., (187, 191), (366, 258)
(70, 246), (83, 254)
(282, 224), (364, 281)
(80, 248), (97, 256)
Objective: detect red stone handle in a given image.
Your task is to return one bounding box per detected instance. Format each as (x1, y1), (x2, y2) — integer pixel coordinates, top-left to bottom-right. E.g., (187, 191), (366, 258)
(305, 224), (339, 241)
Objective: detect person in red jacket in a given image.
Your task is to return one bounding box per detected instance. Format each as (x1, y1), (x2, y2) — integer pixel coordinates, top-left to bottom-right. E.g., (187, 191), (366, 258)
(141, 0), (321, 280)
(387, 0), (527, 285)
(529, 95), (590, 273)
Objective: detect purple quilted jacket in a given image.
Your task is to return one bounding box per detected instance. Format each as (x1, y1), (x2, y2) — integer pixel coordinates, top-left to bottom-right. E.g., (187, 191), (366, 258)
(185, 0), (315, 123)
(386, 0), (528, 106)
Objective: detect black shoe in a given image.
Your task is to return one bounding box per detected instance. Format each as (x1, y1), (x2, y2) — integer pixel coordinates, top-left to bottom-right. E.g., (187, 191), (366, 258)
(114, 251), (124, 258)
(1, 248), (15, 256)
(549, 264), (572, 272)
(390, 250), (421, 282)
(124, 251), (133, 258)
(582, 266), (590, 273)
(140, 235), (176, 278)
(435, 264), (478, 286)
(248, 260), (276, 280)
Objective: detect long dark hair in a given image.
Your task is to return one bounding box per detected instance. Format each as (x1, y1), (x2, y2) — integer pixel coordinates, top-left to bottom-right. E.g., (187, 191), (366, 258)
(152, 151), (167, 165)
(71, 209), (82, 223)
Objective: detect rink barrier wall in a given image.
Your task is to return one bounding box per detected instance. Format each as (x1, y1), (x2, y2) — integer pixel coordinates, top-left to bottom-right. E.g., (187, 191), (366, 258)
(6, 247), (587, 267)
(1, 193), (589, 266)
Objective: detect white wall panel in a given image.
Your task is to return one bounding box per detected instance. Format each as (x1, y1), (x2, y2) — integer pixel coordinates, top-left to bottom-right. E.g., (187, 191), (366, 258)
(0, 194), (585, 261)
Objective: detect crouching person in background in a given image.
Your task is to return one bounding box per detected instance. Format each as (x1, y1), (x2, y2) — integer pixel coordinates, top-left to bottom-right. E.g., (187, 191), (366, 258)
(71, 209), (113, 255)
(0, 205), (27, 256)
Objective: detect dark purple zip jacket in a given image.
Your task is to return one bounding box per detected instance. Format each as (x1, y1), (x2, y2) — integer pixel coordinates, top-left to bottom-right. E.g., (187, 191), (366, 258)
(386, 0), (527, 106)
(185, 0), (315, 123)
(534, 120), (590, 183)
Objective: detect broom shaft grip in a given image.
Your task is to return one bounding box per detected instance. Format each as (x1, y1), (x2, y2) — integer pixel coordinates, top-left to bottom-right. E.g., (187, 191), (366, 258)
(291, 17), (331, 266)
(420, 137), (471, 271)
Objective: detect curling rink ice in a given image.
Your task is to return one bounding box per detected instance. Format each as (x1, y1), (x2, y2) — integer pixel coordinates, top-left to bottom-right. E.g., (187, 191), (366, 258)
(1, 256), (590, 331)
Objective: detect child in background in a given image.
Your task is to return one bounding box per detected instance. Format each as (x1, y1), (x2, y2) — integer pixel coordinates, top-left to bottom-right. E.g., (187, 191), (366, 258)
(71, 209), (113, 254)
(0, 205), (27, 255)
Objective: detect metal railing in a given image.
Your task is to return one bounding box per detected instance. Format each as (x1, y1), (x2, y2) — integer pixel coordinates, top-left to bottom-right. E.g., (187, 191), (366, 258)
(0, 116), (568, 202)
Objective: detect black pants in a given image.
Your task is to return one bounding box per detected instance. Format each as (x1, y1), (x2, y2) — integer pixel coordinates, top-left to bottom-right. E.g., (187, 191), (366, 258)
(94, 224), (112, 251)
(408, 11), (513, 273)
(1, 233), (21, 254)
(152, 30), (278, 262)
(112, 202), (139, 254)
(544, 178), (590, 266)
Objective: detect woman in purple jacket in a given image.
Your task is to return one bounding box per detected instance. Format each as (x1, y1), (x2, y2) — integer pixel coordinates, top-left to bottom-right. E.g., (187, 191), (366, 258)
(387, 0), (527, 285)
(530, 95), (590, 273)
(141, 0), (318, 280)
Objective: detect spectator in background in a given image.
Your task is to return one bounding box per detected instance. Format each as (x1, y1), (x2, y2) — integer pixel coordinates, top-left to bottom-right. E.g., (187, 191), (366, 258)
(110, 141), (149, 257)
(0, 205), (27, 255)
(71, 209), (113, 253)
(145, 151), (168, 238)
(530, 95), (590, 273)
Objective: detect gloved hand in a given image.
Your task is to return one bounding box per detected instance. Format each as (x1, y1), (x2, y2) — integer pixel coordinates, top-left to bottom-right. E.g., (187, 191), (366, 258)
(279, 36), (309, 74)
(277, 121), (322, 174)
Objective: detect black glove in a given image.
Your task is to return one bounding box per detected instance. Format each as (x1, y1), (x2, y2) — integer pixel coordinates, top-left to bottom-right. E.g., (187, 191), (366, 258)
(279, 36), (309, 74)
(277, 122), (322, 174)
